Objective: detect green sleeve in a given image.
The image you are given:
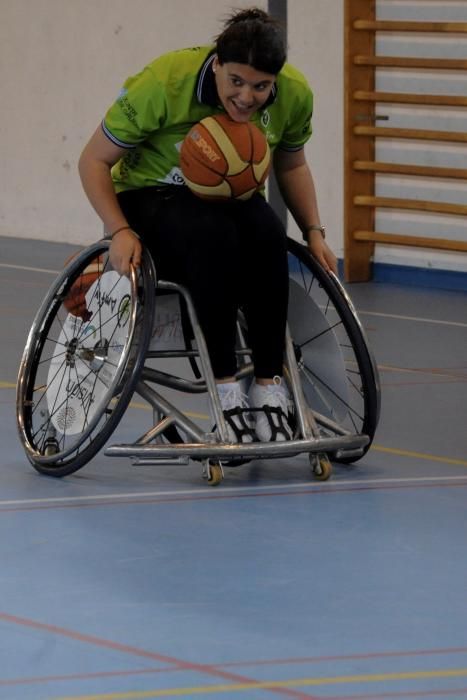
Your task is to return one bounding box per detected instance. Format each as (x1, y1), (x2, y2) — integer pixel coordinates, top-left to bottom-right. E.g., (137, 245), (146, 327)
(279, 80), (314, 151)
(102, 63), (167, 147)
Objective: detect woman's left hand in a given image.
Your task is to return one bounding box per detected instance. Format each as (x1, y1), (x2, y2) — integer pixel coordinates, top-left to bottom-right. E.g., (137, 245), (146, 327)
(307, 230), (338, 275)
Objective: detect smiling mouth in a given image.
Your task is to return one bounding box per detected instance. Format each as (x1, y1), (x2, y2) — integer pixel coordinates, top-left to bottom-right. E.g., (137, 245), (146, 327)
(231, 100), (254, 113)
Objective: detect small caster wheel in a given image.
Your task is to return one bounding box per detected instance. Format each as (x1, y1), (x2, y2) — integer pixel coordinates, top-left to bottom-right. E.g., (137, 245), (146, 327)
(310, 453), (332, 481)
(207, 462), (224, 487)
(43, 437), (59, 456)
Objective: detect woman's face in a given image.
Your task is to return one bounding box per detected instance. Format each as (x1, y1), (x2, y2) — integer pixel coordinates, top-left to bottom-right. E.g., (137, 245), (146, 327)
(213, 57), (275, 122)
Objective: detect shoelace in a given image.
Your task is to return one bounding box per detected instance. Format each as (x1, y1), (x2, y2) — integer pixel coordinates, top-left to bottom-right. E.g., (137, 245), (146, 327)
(260, 385), (290, 413)
(219, 386), (250, 412)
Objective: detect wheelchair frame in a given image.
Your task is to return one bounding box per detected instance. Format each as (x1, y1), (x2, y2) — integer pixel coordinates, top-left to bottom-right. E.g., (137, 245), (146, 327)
(16, 238), (380, 485)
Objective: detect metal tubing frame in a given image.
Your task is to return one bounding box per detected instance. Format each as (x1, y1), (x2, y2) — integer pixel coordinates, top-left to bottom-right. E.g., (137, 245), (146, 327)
(103, 277), (370, 464)
(135, 381), (208, 444)
(106, 434), (369, 462)
(157, 280), (230, 441)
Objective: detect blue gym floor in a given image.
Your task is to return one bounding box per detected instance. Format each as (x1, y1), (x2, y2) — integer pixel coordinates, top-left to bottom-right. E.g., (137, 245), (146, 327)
(1, 236), (467, 700)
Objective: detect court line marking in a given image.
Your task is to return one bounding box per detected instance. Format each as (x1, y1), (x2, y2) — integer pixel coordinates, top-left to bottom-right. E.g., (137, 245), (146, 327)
(127, 400), (209, 421)
(0, 614), (315, 700)
(5, 374), (467, 468)
(0, 383), (210, 421)
(0, 667), (175, 687)
(2, 262), (465, 328)
(0, 262), (61, 275)
(51, 667), (467, 699)
(3, 610), (467, 698)
(356, 309), (467, 329)
(372, 445), (467, 467)
(377, 364), (467, 380)
(4, 645), (467, 688)
(1, 475), (467, 508)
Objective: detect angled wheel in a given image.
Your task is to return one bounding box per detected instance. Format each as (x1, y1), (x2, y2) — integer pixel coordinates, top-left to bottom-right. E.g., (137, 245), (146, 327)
(206, 462), (224, 486)
(16, 240), (156, 476)
(287, 239), (380, 461)
(310, 453), (332, 481)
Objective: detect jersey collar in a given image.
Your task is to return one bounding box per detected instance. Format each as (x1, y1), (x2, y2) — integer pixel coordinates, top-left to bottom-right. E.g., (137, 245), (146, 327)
(196, 52), (278, 109)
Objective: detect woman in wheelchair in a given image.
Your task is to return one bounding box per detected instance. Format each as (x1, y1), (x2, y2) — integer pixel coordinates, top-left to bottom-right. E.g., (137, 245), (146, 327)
(78, 7), (337, 445)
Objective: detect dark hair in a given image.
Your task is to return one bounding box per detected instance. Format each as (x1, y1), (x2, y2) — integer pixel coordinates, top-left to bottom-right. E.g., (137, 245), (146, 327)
(215, 7), (286, 75)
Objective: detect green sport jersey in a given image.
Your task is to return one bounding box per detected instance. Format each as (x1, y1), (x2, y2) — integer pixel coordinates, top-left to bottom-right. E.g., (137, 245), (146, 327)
(103, 46), (314, 193)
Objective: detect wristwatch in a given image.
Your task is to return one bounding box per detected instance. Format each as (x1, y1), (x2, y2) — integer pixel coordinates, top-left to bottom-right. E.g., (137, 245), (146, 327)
(303, 225), (326, 240)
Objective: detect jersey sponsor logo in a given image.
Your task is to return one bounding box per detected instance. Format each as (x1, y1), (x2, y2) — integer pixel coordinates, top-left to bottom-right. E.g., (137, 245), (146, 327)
(119, 150), (142, 180)
(160, 167), (185, 186)
(117, 93), (138, 128)
(261, 110), (270, 127)
(302, 112), (312, 134)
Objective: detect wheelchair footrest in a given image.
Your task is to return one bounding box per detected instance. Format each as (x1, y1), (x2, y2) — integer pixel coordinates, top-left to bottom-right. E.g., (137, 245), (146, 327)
(105, 434), (369, 462)
(131, 457), (191, 467)
(332, 447), (367, 461)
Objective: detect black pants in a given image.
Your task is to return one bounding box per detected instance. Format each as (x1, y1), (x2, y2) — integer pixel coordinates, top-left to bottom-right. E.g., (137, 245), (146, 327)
(117, 186), (289, 379)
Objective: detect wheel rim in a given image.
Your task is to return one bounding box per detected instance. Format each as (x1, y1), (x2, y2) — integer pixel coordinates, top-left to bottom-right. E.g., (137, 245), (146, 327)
(287, 240), (380, 452)
(17, 242), (155, 472)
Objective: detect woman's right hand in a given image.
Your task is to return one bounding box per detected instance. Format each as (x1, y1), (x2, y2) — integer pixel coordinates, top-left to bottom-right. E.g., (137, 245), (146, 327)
(109, 229), (142, 276)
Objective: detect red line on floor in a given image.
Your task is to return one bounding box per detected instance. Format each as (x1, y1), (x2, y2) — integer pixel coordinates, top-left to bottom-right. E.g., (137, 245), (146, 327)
(0, 612), (317, 700)
(0, 667), (176, 686)
(220, 646), (467, 668)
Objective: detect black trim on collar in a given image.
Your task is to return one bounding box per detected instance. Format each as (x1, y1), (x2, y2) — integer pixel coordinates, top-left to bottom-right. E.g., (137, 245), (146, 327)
(196, 53), (278, 109)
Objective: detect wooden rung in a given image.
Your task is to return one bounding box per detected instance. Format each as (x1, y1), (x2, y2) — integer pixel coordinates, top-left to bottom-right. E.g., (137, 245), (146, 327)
(354, 90), (467, 107)
(354, 55), (467, 70)
(354, 125), (467, 143)
(354, 195), (467, 216)
(354, 230), (467, 253)
(353, 20), (467, 33)
(353, 161), (467, 180)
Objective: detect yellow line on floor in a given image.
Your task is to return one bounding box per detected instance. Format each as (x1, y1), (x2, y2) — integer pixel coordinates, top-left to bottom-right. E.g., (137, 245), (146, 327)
(373, 444), (467, 467)
(0, 384), (208, 422)
(54, 667), (467, 699)
(3, 381), (466, 467)
(128, 400), (208, 422)
(377, 363), (467, 380)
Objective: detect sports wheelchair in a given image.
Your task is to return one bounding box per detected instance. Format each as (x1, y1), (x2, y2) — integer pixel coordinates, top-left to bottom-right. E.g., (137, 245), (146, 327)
(16, 238), (380, 486)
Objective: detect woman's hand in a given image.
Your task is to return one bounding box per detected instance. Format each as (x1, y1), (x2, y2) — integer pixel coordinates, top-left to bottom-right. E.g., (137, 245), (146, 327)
(79, 126), (142, 277)
(307, 230), (338, 275)
(109, 229), (142, 276)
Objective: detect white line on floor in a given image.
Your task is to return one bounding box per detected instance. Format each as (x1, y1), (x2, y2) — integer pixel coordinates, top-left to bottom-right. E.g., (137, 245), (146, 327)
(357, 309), (467, 328)
(3, 262), (465, 328)
(1, 475), (467, 507)
(0, 263), (60, 275)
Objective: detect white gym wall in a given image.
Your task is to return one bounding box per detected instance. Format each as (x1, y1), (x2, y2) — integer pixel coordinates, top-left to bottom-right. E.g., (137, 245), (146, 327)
(0, 0), (344, 257)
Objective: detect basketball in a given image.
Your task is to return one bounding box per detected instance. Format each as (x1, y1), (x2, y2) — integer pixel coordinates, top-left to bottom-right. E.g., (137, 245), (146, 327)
(180, 114), (271, 201)
(63, 255), (104, 320)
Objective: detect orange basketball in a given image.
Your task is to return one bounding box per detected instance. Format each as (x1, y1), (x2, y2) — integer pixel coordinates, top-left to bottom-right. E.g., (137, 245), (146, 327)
(63, 255), (104, 320)
(180, 114), (271, 201)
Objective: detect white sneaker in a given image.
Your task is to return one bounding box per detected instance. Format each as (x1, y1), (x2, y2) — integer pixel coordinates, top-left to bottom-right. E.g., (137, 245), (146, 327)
(216, 382), (255, 443)
(249, 376), (294, 442)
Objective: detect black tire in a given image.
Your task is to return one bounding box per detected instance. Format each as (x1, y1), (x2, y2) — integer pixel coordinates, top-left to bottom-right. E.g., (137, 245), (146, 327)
(16, 240), (156, 476)
(287, 239), (380, 461)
